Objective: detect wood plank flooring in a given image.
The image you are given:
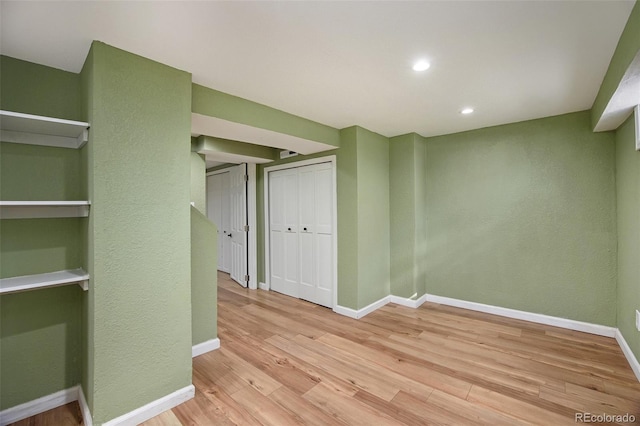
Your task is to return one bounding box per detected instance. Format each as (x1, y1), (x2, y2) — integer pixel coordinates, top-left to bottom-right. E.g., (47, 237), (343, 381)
(10, 272), (640, 425)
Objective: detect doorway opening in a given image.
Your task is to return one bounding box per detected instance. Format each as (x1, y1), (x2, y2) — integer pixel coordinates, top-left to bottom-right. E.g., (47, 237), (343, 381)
(206, 163), (257, 289)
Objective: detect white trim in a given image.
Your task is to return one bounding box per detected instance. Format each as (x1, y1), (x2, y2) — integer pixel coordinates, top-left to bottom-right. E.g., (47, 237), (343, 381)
(0, 386), (79, 426)
(78, 386), (93, 426)
(615, 330), (640, 382)
(102, 385), (195, 426)
(425, 294), (617, 338)
(0, 269), (89, 295)
(259, 281), (269, 291)
(247, 163), (258, 290)
(0, 110), (89, 150)
(389, 293), (428, 309)
(0, 201), (90, 219)
(192, 338), (221, 358)
(334, 296), (391, 319)
(263, 155), (338, 309)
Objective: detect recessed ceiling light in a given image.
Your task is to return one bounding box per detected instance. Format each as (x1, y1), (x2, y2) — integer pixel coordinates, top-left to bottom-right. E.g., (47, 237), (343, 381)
(460, 107), (474, 115)
(412, 60), (430, 72)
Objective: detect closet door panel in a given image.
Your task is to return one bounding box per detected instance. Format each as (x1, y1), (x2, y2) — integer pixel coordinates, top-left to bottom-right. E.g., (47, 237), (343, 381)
(283, 169), (299, 297)
(270, 169), (298, 298)
(298, 166), (315, 302)
(315, 232), (333, 308)
(314, 164), (333, 235)
(220, 171), (231, 273)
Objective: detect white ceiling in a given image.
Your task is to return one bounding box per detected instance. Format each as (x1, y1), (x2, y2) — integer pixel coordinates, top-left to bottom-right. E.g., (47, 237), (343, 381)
(0, 1), (635, 138)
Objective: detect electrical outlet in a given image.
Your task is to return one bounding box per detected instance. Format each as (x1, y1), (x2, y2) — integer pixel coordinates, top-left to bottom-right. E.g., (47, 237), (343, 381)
(637, 310), (640, 332)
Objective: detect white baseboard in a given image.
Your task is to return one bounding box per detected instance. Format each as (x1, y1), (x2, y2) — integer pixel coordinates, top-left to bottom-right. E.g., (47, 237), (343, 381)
(389, 293), (428, 309)
(192, 338), (220, 358)
(334, 295), (391, 319)
(259, 282), (269, 291)
(0, 386), (79, 426)
(77, 385), (93, 426)
(615, 329), (640, 382)
(425, 294), (617, 338)
(102, 384), (195, 426)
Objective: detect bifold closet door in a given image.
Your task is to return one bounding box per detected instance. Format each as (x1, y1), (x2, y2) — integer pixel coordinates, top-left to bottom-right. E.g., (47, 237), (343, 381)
(269, 162), (333, 308)
(269, 168), (299, 298)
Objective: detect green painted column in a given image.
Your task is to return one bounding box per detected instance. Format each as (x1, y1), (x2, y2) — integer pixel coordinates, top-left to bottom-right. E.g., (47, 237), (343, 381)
(355, 127), (391, 309)
(81, 42), (193, 424)
(390, 133), (427, 301)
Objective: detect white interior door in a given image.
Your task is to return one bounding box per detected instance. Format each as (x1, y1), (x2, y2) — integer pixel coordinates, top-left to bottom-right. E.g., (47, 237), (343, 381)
(269, 168), (299, 298)
(268, 162), (334, 308)
(311, 163), (334, 308)
(229, 164), (248, 287)
(206, 171), (231, 273)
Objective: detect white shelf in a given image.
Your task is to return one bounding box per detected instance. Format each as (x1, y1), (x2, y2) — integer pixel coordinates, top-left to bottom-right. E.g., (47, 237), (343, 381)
(0, 269), (89, 295)
(0, 201), (91, 219)
(0, 110), (90, 149)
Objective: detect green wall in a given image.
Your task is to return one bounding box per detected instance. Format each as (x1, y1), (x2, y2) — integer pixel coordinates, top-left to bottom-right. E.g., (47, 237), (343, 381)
(192, 83), (340, 148)
(190, 151), (207, 214)
(423, 111), (617, 326)
(591, 1), (640, 129)
(191, 207), (218, 346)
(355, 127), (390, 308)
(190, 149), (218, 347)
(0, 56), (84, 410)
(615, 114), (640, 362)
(0, 55), (81, 120)
(390, 133), (427, 300)
(82, 42), (193, 424)
(195, 135), (277, 163)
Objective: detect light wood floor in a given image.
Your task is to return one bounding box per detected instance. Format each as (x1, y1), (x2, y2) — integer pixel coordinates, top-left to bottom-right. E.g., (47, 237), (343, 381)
(11, 272), (640, 425)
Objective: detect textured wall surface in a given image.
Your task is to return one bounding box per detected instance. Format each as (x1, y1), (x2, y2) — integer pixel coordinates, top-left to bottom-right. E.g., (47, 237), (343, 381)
(196, 136), (277, 163)
(85, 42), (193, 424)
(390, 134), (417, 298)
(190, 152), (207, 215)
(0, 56), (84, 410)
(356, 127), (390, 308)
(0, 287), (82, 410)
(424, 111), (617, 325)
(191, 207), (218, 345)
(615, 114), (640, 363)
(0, 55), (81, 120)
(192, 83), (340, 147)
(390, 133), (427, 300)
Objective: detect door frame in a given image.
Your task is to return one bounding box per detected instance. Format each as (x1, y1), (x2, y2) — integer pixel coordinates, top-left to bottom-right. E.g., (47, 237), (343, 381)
(263, 155), (337, 309)
(206, 164), (258, 290)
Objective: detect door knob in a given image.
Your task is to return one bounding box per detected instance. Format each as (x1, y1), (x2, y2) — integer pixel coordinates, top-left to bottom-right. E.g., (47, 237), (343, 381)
(287, 227), (292, 231)
(228, 233), (232, 238)
(303, 227), (308, 231)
